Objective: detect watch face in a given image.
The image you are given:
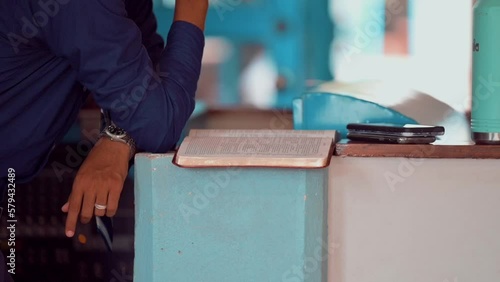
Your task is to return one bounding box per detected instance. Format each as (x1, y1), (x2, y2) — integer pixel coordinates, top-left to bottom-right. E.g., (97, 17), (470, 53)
(107, 125), (127, 138)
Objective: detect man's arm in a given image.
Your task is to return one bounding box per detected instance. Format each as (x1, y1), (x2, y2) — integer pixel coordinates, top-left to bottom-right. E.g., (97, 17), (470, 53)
(42, 0), (208, 237)
(174, 0), (209, 31)
(125, 0), (210, 59)
(43, 0), (208, 153)
(124, 0), (165, 66)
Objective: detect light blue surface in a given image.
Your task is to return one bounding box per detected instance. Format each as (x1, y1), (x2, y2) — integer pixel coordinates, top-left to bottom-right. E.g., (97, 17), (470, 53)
(134, 154), (329, 282)
(408, 0), (415, 55)
(357, 0), (386, 54)
(191, 99), (208, 119)
(153, 0), (334, 108)
(293, 92), (417, 137)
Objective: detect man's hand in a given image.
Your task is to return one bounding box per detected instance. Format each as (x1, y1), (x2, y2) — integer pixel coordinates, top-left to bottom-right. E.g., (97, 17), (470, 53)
(174, 0), (209, 31)
(61, 138), (130, 237)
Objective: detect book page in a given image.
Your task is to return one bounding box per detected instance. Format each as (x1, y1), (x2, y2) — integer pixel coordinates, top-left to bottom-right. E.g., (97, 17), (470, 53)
(182, 136), (331, 157)
(188, 129), (339, 141)
(174, 136), (334, 168)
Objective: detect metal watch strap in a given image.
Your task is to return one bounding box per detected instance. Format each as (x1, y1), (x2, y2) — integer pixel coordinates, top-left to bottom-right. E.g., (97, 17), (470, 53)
(99, 125), (136, 159)
(99, 110), (136, 159)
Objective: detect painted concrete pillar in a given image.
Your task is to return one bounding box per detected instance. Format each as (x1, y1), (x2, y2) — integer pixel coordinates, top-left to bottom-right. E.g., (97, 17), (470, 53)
(134, 154), (329, 282)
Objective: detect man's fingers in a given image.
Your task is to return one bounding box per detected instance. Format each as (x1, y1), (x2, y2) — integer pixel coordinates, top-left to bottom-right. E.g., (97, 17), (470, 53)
(61, 202), (69, 213)
(80, 190), (96, 224)
(106, 185), (121, 217)
(63, 136), (130, 237)
(94, 189), (109, 217)
(65, 190), (83, 237)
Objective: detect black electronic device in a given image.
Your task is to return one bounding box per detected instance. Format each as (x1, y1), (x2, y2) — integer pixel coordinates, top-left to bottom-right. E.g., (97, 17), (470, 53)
(346, 123), (445, 137)
(346, 132), (437, 144)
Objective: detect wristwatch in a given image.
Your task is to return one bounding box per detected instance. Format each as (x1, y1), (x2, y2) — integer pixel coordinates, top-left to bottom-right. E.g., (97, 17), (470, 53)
(99, 124), (137, 160)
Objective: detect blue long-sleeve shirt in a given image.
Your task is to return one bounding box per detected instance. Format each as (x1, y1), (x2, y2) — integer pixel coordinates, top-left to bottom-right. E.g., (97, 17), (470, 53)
(0, 0), (205, 183)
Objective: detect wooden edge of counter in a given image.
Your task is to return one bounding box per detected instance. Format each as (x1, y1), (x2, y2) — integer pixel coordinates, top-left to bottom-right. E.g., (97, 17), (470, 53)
(334, 141), (500, 159)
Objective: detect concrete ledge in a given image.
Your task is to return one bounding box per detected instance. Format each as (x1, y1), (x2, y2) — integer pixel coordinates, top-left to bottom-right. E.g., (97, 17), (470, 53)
(134, 153), (329, 282)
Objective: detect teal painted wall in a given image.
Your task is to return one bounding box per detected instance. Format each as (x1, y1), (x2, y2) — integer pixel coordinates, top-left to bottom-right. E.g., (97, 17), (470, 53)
(134, 154), (329, 282)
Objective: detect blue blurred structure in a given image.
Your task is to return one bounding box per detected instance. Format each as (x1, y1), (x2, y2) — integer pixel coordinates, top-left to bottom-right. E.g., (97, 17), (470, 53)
(408, 0), (415, 55)
(293, 92), (417, 138)
(153, 0), (334, 109)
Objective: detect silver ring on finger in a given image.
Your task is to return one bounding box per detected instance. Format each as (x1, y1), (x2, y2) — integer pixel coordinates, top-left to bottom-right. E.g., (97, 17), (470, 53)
(94, 203), (107, 210)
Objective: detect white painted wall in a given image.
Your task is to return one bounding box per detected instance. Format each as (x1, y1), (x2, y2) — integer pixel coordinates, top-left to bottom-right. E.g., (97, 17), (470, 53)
(410, 0), (472, 111)
(331, 0), (473, 111)
(328, 157), (500, 282)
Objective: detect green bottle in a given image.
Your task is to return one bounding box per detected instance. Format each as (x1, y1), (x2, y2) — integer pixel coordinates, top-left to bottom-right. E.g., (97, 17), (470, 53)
(472, 0), (500, 144)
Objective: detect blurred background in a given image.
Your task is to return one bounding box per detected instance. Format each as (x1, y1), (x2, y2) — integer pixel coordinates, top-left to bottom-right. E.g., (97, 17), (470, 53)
(2, 0), (475, 281)
(166, 0), (472, 112)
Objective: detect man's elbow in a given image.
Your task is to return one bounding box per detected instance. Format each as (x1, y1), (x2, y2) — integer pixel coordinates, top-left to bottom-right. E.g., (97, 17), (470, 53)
(134, 127), (179, 154)
(157, 119), (187, 153)
(141, 99), (195, 153)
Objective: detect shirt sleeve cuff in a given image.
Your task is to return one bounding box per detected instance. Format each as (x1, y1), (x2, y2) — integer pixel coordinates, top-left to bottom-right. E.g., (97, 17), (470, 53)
(167, 20), (205, 55)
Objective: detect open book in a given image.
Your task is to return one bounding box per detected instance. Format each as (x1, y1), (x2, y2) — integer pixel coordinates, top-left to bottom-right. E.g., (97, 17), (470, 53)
(173, 129), (340, 168)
